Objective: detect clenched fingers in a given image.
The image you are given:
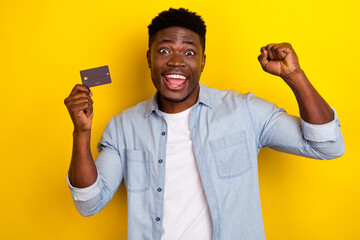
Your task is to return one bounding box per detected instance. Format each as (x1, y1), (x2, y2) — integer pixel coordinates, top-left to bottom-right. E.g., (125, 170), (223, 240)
(265, 43), (291, 61)
(64, 91), (93, 106)
(64, 84), (94, 131)
(69, 84), (92, 97)
(258, 47), (269, 71)
(68, 101), (93, 118)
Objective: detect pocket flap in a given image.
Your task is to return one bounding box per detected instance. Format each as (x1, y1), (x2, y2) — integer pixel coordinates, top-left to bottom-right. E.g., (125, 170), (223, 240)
(210, 131), (252, 179)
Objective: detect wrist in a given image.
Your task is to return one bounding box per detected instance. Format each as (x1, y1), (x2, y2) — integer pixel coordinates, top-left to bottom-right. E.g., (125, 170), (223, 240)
(72, 129), (92, 153)
(73, 129), (91, 139)
(282, 69), (307, 87)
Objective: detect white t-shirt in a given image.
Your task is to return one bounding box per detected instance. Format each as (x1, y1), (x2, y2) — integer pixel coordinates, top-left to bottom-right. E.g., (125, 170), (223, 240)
(160, 107), (213, 240)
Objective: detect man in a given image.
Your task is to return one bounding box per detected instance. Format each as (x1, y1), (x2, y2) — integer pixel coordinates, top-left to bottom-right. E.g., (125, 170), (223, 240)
(64, 8), (344, 240)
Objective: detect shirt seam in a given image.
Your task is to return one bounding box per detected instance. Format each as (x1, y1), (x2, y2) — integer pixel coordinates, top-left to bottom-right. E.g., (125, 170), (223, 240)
(244, 95), (260, 149)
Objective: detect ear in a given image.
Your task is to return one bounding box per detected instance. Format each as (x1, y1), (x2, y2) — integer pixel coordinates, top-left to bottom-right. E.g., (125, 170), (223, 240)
(146, 50), (151, 68)
(201, 53), (206, 72)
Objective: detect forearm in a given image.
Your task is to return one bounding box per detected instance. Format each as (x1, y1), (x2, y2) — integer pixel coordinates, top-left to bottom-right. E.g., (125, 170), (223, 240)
(283, 70), (334, 124)
(68, 130), (97, 188)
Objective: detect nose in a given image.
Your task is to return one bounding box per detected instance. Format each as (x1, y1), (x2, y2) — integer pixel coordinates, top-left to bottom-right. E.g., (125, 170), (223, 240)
(167, 54), (186, 67)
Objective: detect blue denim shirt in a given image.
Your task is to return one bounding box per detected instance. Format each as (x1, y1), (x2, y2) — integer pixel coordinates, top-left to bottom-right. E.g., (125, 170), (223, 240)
(68, 84), (344, 240)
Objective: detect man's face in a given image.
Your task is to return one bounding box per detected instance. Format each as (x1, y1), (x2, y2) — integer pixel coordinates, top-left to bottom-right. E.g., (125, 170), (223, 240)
(147, 27), (206, 113)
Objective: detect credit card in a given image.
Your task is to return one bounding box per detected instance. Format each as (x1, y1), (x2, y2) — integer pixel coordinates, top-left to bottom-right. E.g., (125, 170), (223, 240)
(80, 65), (111, 87)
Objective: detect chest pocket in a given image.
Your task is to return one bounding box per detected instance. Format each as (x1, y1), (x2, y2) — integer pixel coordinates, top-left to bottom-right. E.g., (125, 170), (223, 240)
(125, 149), (150, 192)
(210, 130), (252, 179)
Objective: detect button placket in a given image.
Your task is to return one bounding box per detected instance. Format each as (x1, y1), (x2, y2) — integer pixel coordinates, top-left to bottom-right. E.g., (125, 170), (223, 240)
(154, 122), (167, 233)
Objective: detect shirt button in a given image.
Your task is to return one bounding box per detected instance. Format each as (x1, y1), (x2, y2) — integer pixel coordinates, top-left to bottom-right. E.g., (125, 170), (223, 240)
(158, 159), (163, 163)
(161, 131), (166, 136)
(156, 217), (160, 221)
(157, 188), (162, 192)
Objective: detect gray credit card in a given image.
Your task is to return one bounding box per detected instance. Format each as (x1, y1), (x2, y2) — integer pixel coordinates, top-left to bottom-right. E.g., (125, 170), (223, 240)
(80, 65), (111, 87)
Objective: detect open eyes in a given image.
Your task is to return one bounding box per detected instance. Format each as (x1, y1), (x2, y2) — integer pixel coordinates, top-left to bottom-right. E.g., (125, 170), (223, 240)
(185, 50), (195, 56)
(159, 49), (170, 54)
(158, 48), (196, 56)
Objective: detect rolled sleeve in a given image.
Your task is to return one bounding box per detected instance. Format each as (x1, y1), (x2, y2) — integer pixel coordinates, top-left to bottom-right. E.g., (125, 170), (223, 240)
(67, 173), (100, 201)
(301, 107), (341, 142)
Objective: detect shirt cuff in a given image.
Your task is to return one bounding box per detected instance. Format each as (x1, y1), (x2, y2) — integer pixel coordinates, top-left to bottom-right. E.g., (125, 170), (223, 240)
(301, 107), (341, 142)
(67, 173), (100, 201)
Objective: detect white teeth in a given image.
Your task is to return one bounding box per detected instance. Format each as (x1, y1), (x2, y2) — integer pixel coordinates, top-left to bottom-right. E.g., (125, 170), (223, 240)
(166, 74), (186, 80)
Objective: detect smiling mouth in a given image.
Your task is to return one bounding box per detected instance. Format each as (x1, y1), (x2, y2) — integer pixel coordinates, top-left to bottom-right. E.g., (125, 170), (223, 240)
(164, 74), (187, 88)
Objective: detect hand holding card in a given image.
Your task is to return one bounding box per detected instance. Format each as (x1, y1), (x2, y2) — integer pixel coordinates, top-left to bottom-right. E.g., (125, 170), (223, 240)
(80, 65), (112, 87)
(64, 84), (93, 133)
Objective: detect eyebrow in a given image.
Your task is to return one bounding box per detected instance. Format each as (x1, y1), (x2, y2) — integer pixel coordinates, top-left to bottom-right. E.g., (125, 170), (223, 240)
(156, 39), (198, 48)
(183, 40), (197, 47)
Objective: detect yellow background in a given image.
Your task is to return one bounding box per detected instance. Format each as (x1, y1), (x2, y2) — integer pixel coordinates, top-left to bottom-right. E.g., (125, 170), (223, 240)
(1, 0), (358, 239)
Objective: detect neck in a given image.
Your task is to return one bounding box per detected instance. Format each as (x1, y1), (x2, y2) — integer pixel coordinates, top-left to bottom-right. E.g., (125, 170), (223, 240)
(158, 86), (199, 113)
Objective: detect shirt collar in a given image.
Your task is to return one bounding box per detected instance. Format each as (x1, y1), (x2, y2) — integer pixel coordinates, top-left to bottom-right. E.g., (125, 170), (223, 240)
(144, 83), (214, 118)
(197, 83), (214, 109)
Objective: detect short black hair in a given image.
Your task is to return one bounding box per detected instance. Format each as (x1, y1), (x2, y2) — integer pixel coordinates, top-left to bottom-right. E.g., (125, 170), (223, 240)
(148, 8), (206, 53)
